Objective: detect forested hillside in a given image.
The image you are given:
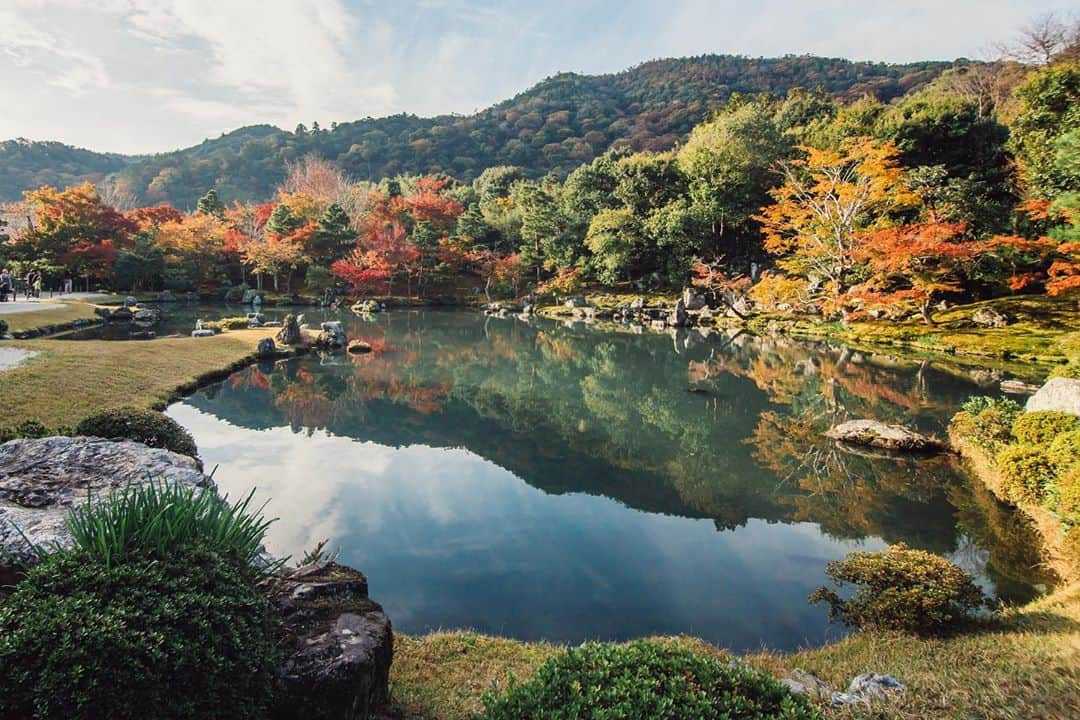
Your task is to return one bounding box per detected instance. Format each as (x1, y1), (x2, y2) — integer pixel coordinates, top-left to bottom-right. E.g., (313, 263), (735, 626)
(0, 55), (950, 209)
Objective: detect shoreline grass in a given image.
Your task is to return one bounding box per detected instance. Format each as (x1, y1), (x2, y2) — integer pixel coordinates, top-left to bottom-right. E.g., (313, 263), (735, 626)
(0, 329), (277, 429)
(1, 299), (105, 335)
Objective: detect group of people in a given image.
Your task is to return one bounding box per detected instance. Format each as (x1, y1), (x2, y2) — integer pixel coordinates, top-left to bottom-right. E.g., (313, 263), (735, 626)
(0, 269), (43, 302)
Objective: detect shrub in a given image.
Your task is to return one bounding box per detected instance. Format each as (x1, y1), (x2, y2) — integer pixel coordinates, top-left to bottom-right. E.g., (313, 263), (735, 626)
(809, 543), (986, 635)
(223, 283), (250, 302)
(305, 265), (332, 290)
(0, 545), (281, 720)
(480, 641), (820, 720)
(0, 318), (7, 334)
(997, 444), (1057, 503)
(75, 407), (198, 457)
(1011, 411), (1080, 445)
(950, 397), (1022, 452)
(1048, 429), (1080, 473)
(0, 419), (52, 443)
(62, 481), (281, 576)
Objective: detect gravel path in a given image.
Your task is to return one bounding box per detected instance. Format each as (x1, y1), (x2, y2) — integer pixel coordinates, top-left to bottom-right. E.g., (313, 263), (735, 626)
(0, 347), (37, 371)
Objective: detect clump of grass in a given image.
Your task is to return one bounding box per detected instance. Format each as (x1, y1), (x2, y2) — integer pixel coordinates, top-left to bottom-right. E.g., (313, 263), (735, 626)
(62, 482), (283, 576)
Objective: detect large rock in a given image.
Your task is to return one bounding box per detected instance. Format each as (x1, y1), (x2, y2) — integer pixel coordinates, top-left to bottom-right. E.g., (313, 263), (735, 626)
(668, 298), (688, 328)
(1026, 377), (1080, 416)
(824, 420), (944, 452)
(972, 307), (1011, 328)
(831, 673), (905, 706)
(564, 295), (587, 308)
(277, 314), (303, 345)
(257, 338), (279, 358)
(270, 561), (393, 720)
(316, 321), (348, 350)
(0, 437), (211, 568)
(682, 287), (707, 311)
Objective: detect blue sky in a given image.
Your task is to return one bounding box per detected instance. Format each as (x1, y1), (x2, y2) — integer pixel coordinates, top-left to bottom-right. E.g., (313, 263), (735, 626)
(0, 0), (1069, 154)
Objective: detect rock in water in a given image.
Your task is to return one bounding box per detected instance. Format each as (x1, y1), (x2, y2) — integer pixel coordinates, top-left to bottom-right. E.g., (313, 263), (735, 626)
(824, 420), (944, 452)
(277, 314), (302, 345)
(270, 561), (393, 720)
(1026, 377), (1080, 417)
(972, 307), (1011, 328)
(316, 321), (348, 350)
(347, 340), (372, 355)
(668, 298), (688, 327)
(0, 437), (211, 569)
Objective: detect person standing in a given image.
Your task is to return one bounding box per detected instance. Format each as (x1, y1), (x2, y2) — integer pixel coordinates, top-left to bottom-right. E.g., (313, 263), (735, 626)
(0, 268), (11, 302)
(33, 272), (42, 298)
(24, 270), (34, 300)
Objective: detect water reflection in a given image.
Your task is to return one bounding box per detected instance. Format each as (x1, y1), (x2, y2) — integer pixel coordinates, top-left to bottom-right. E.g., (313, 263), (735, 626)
(171, 309), (1045, 649)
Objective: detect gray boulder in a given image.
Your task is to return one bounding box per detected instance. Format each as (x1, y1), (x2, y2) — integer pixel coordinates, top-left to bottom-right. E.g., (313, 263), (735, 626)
(825, 419), (944, 452)
(668, 298), (688, 327)
(1026, 377), (1080, 417)
(257, 338), (279, 358)
(158, 289), (177, 303)
(0, 437), (211, 569)
(564, 295), (587, 308)
(347, 340), (372, 355)
(682, 287), (707, 311)
(972, 307), (1011, 328)
(316, 321), (347, 350)
(270, 561), (393, 720)
(831, 673), (905, 706)
(276, 314), (303, 346)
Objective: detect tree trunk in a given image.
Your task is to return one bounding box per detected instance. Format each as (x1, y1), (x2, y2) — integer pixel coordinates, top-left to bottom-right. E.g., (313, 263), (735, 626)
(920, 298), (936, 326)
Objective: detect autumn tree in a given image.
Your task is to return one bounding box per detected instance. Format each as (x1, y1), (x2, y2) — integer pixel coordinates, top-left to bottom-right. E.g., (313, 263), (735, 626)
(756, 139), (918, 309)
(849, 221), (988, 324)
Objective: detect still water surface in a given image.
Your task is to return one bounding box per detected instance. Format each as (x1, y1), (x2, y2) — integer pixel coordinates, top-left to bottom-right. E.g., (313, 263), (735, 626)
(169, 309), (1045, 650)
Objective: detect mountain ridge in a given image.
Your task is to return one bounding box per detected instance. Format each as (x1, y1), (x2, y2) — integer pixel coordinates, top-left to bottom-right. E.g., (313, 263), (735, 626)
(0, 53), (957, 208)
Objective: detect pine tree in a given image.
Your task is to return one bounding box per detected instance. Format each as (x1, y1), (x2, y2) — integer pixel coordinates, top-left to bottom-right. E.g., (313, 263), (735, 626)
(195, 189), (226, 218)
(311, 203), (356, 265)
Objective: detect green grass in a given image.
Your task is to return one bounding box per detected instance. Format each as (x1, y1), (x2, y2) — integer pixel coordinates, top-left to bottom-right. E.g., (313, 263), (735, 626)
(388, 588), (1080, 720)
(0, 329), (276, 429)
(2, 299), (104, 334)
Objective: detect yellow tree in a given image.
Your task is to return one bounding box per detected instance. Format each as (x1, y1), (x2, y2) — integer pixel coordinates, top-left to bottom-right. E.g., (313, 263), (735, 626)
(756, 138), (918, 309)
(154, 213), (227, 288)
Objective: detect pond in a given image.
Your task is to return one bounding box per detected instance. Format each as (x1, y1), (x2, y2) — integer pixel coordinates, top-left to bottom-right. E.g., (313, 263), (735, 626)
(56, 302), (298, 340)
(168, 309), (1048, 651)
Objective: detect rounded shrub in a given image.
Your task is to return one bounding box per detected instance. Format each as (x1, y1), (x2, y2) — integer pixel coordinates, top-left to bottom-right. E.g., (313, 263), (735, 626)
(1048, 429), (1080, 473)
(0, 544), (282, 720)
(480, 641), (820, 720)
(0, 419), (52, 443)
(1011, 411), (1080, 445)
(75, 407), (197, 457)
(950, 397), (1022, 452)
(809, 543), (986, 635)
(0, 318), (8, 334)
(997, 444), (1057, 503)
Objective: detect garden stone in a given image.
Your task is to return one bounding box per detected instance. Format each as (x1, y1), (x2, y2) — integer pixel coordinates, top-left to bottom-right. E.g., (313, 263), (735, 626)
(123, 296), (138, 308)
(257, 338), (278, 358)
(825, 419), (944, 452)
(347, 340), (372, 355)
(158, 289), (177, 303)
(107, 307), (133, 322)
(0, 437), (211, 569)
(667, 298), (688, 327)
(682, 286), (707, 310)
(270, 561), (393, 720)
(831, 673), (905, 706)
(971, 307), (1011, 328)
(1026, 377), (1080, 417)
(316, 321), (347, 349)
(241, 288), (260, 304)
(133, 309), (159, 322)
(564, 295), (587, 308)
(277, 314), (303, 345)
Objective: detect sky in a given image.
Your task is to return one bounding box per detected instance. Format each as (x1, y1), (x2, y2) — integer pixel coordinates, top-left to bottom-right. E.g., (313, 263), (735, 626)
(0, 0), (1070, 155)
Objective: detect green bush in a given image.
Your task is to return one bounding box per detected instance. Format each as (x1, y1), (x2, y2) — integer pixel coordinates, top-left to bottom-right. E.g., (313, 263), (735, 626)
(1011, 411), (1080, 445)
(997, 443), (1057, 503)
(75, 407), (198, 457)
(0, 318), (8, 334)
(223, 283), (250, 303)
(950, 397), (1022, 452)
(61, 481), (281, 575)
(0, 419), (52, 443)
(0, 545), (281, 720)
(1048, 429), (1080, 473)
(481, 641), (820, 720)
(305, 265), (332, 290)
(204, 315), (252, 331)
(809, 543), (986, 635)
(1050, 359), (1080, 379)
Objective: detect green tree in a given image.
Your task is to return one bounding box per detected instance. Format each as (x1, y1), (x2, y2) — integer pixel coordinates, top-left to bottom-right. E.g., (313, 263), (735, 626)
(586, 208), (644, 285)
(265, 203), (301, 236)
(310, 203), (356, 265)
(195, 189), (226, 218)
(1006, 60), (1080, 198)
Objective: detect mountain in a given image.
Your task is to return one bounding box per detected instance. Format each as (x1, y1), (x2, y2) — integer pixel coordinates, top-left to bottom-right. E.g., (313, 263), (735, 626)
(1, 54), (954, 208)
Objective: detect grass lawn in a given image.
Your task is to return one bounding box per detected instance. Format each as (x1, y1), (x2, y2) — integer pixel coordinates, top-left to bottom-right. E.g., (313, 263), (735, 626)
(1, 299), (105, 334)
(0, 329), (275, 429)
(389, 584), (1080, 720)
